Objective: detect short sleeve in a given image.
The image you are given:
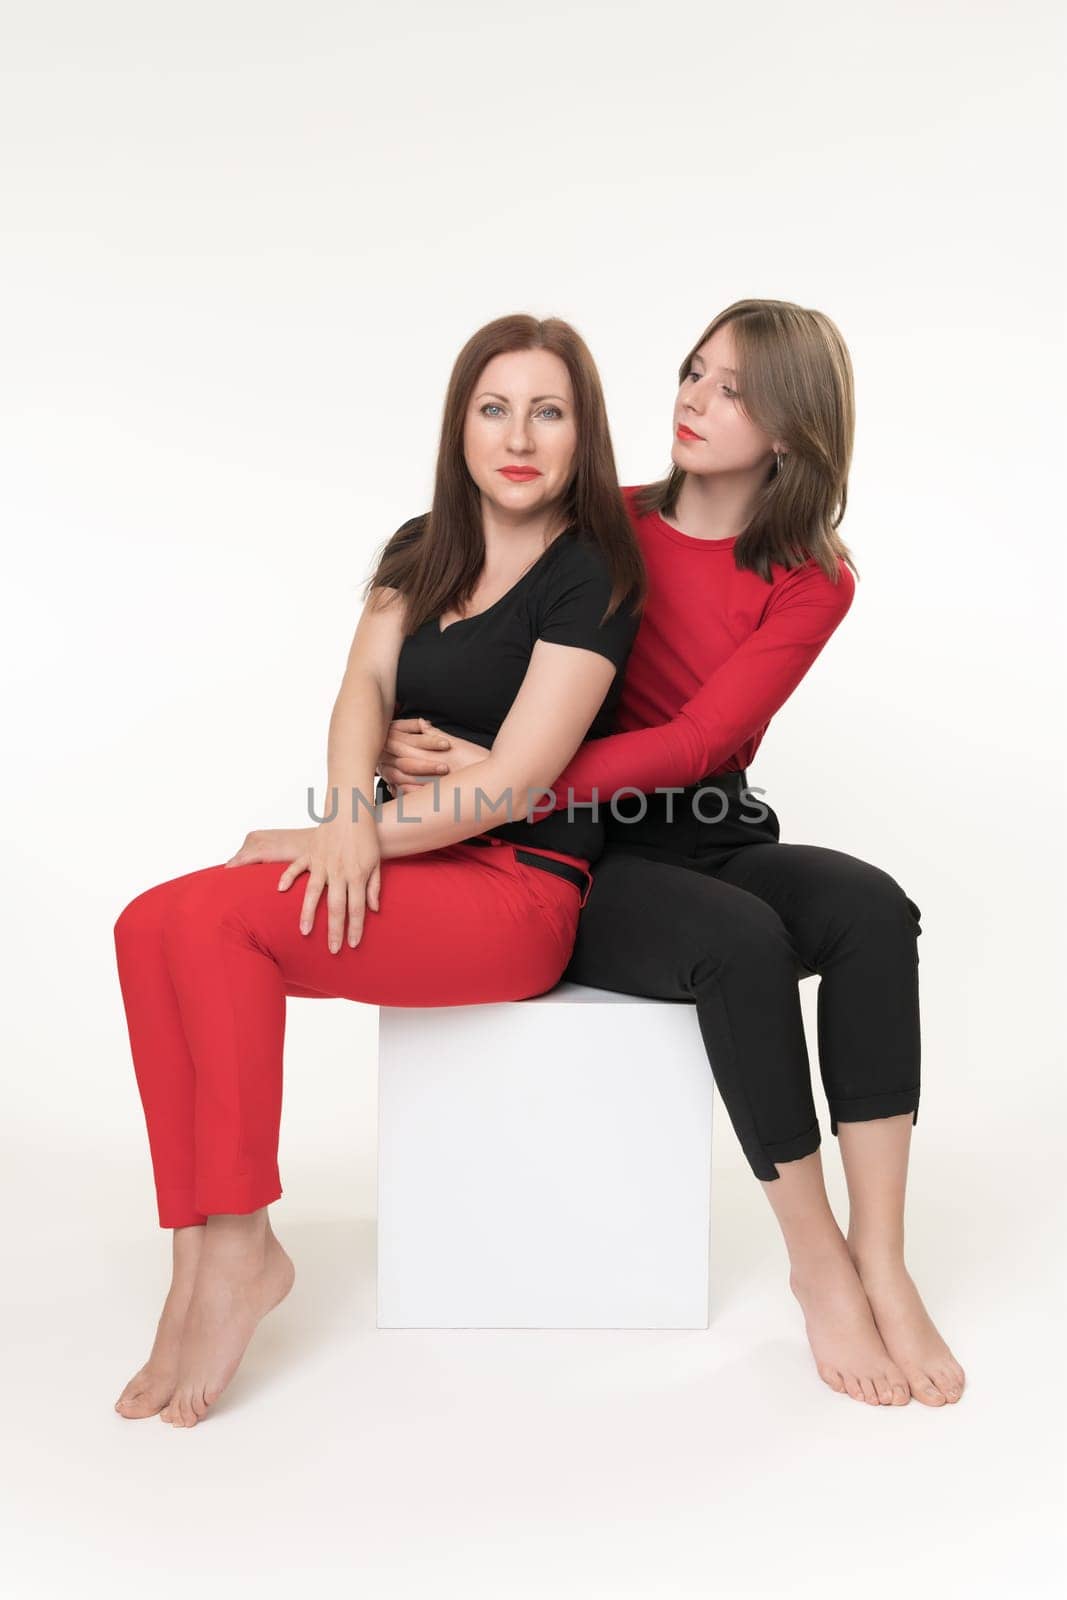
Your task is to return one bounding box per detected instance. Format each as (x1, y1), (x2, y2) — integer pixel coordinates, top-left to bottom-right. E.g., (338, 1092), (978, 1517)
(389, 513), (427, 552)
(535, 537), (640, 671)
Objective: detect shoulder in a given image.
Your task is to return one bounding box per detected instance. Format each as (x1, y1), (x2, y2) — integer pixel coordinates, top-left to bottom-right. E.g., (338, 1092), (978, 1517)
(771, 553), (856, 618)
(390, 512), (428, 549)
(536, 528), (631, 610)
(533, 530), (639, 665)
(545, 528), (614, 582)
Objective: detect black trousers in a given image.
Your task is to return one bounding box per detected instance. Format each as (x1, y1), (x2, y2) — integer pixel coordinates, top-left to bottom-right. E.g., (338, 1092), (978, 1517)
(562, 773), (923, 1181)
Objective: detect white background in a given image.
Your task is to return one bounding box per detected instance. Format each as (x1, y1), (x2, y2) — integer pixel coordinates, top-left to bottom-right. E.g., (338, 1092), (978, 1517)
(1, 2), (1063, 1596)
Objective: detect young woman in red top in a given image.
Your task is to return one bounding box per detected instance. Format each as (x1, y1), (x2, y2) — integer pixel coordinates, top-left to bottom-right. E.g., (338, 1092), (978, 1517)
(375, 300), (966, 1410)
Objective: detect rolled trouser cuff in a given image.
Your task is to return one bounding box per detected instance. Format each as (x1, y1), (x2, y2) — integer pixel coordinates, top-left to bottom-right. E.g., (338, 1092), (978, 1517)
(829, 1089), (920, 1137)
(191, 1169), (283, 1220)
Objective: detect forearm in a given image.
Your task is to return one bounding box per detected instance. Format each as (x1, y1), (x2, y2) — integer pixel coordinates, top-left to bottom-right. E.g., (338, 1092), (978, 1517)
(534, 720), (706, 814)
(375, 755), (545, 858)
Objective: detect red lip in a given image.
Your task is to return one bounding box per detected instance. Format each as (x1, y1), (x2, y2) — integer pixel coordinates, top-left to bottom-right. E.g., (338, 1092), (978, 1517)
(676, 424), (703, 441)
(498, 467), (542, 480)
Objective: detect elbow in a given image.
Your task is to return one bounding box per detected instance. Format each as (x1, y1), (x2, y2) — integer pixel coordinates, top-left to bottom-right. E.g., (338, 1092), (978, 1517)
(477, 752), (565, 817)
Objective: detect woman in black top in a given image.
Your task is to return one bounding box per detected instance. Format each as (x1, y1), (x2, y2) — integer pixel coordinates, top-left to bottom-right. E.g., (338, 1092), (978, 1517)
(112, 314), (644, 1427)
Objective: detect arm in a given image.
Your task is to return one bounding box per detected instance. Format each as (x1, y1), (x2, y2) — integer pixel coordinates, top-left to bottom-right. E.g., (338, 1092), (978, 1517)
(531, 561), (856, 813)
(323, 586), (404, 816)
(375, 638), (620, 857)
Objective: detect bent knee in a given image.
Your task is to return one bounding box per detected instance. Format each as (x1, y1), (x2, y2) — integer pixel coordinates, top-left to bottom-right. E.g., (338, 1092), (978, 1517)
(690, 898), (797, 986)
(114, 882), (172, 948)
(846, 862), (922, 935)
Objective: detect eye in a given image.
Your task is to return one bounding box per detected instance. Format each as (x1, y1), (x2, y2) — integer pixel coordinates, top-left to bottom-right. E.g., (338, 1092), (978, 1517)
(722, 386), (739, 399)
(537, 405), (563, 420)
(480, 403), (504, 417)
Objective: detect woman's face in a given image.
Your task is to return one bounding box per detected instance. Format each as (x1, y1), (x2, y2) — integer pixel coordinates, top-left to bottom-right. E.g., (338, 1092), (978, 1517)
(463, 348), (578, 523)
(671, 323), (779, 474)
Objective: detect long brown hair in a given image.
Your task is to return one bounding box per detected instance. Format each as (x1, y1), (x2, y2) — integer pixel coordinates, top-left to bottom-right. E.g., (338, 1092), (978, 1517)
(365, 313), (647, 634)
(634, 299), (858, 584)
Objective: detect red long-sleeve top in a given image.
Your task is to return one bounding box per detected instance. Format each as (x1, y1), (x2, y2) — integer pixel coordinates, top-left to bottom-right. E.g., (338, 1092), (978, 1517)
(532, 483), (856, 816)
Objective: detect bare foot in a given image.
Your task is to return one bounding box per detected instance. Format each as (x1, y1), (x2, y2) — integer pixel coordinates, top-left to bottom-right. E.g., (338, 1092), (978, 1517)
(788, 1240), (911, 1405)
(847, 1243), (965, 1407)
(160, 1215), (294, 1428)
(115, 1225), (206, 1419)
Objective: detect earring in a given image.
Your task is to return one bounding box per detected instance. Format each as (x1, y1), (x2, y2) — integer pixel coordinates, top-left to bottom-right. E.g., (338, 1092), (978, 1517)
(775, 452), (785, 475)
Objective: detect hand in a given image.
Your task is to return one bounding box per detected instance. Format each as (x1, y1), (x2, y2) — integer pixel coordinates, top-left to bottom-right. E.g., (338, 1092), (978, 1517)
(378, 716), (487, 794)
(224, 827), (315, 868)
(277, 815), (382, 953)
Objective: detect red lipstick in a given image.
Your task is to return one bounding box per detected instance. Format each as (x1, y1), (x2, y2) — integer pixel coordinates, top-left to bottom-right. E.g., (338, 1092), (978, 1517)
(498, 467), (542, 481)
(676, 424), (703, 441)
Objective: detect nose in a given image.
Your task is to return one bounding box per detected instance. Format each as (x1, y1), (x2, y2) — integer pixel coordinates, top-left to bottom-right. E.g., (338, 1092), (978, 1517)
(505, 414), (535, 453)
(683, 378), (708, 414)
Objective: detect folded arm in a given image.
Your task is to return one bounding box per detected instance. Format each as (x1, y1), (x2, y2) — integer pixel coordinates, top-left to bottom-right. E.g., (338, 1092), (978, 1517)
(375, 637), (619, 857)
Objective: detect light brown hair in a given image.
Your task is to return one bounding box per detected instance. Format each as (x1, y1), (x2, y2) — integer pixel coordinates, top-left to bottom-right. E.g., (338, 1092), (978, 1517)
(366, 313), (647, 633)
(635, 298), (859, 584)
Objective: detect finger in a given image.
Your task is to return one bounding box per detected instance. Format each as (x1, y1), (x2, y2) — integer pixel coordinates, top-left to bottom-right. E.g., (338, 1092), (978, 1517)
(419, 718), (451, 749)
(384, 725), (448, 755)
(382, 733), (450, 762)
(365, 862), (381, 914)
(277, 856), (308, 892)
(327, 876), (349, 954)
(383, 761), (446, 782)
(300, 872), (325, 935)
(347, 878), (367, 947)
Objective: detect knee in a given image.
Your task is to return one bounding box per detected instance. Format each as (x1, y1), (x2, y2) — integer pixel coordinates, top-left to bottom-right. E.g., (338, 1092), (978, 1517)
(835, 861), (922, 941)
(688, 897), (797, 989)
(159, 872), (233, 951)
(113, 882), (170, 951)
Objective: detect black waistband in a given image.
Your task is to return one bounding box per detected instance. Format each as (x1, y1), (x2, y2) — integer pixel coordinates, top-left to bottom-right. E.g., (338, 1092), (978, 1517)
(512, 848), (589, 891)
(694, 768), (749, 792)
(465, 833), (589, 891)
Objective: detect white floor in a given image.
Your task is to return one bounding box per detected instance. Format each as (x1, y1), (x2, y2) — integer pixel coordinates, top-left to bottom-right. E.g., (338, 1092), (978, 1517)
(4, 1029), (1062, 1600)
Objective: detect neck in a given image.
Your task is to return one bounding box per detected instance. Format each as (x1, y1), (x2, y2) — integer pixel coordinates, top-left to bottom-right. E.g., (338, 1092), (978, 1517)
(671, 466), (764, 541)
(479, 496), (569, 561)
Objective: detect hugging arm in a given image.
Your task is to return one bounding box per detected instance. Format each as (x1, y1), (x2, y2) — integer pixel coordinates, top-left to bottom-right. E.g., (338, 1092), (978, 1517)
(527, 561), (856, 814)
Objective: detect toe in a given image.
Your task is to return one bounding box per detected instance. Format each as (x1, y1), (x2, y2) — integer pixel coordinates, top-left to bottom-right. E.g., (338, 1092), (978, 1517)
(819, 1365), (846, 1394)
(937, 1367), (962, 1402)
(860, 1377), (880, 1406)
(873, 1373), (894, 1405)
(843, 1373), (864, 1401)
(910, 1372), (946, 1406)
(891, 1381), (911, 1405)
(117, 1391), (162, 1419)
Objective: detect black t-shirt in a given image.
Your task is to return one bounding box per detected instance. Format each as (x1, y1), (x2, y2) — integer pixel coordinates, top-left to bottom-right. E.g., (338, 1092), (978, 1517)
(375, 520), (640, 862)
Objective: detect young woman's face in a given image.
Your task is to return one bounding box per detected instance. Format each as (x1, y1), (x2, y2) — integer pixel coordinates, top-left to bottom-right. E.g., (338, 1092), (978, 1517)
(671, 323), (778, 474)
(464, 348), (578, 521)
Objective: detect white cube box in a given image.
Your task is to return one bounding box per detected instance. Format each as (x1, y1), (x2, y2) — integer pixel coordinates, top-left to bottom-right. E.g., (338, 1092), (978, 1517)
(377, 980), (715, 1329)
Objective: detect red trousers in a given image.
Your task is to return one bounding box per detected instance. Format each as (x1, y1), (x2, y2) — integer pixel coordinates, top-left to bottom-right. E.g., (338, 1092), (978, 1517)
(113, 837), (593, 1229)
